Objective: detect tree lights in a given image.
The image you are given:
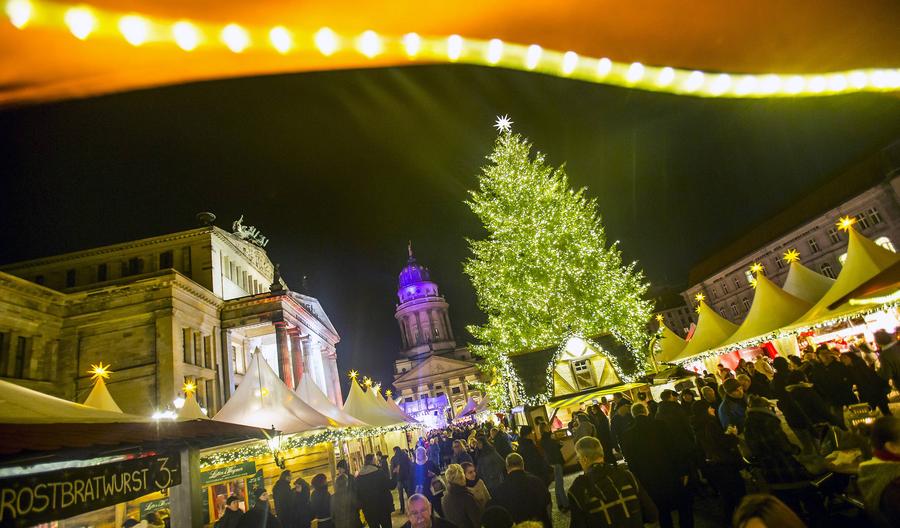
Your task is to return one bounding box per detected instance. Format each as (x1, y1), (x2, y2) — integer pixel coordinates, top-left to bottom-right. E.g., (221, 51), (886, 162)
(464, 118), (653, 407)
(5, 0), (899, 99)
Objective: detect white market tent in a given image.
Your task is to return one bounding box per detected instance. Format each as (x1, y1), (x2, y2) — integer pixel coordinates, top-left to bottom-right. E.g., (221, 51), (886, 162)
(0, 379), (144, 423)
(371, 389), (416, 423)
(342, 379), (407, 427)
(295, 373), (368, 427)
(655, 323), (687, 363)
(213, 351), (335, 433)
(787, 227), (900, 327)
(670, 302), (738, 363)
(716, 274), (811, 348)
(177, 392), (209, 421)
(782, 260), (835, 305)
(82, 376), (124, 413)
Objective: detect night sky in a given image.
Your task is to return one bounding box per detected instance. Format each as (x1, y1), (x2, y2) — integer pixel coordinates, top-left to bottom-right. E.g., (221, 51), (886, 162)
(2, 64), (900, 391)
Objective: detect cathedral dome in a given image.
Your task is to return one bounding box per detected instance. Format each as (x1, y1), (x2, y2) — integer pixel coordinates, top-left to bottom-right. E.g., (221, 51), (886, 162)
(397, 243), (440, 303)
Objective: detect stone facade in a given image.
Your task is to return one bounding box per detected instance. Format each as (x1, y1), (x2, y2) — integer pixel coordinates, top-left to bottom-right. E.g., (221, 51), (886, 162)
(684, 143), (900, 322)
(0, 222), (341, 415)
(392, 246), (482, 422)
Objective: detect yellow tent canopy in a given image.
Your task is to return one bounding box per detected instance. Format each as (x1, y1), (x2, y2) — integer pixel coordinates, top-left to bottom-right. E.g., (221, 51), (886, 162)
(716, 274), (811, 349)
(82, 375), (124, 413)
(781, 260), (835, 305)
(789, 227), (900, 328)
(671, 301), (738, 363)
(655, 323), (687, 363)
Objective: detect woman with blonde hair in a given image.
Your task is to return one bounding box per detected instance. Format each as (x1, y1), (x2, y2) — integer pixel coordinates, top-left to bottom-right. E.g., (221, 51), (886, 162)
(440, 464), (482, 528)
(460, 461), (491, 509)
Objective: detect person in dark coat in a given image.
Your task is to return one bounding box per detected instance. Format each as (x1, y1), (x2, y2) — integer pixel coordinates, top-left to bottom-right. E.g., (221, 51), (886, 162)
(743, 396), (812, 485)
(401, 494), (458, 528)
(440, 464), (482, 528)
(356, 453), (394, 528)
(237, 488), (282, 528)
(784, 370), (843, 428)
(810, 346), (854, 417)
(392, 446), (413, 513)
(474, 436), (506, 494)
(567, 436), (658, 528)
(273, 470), (295, 527)
(488, 453), (552, 528)
(215, 496), (244, 528)
(621, 402), (693, 528)
(655, 390), (698, 472)
(718, 378), (748, 433)
(331, 474), (362, 528)
(876, 329), (900, 392)
(538, 423), (568, 511)
(690, 400), (745, 522)
(310, 474), (333, 528)
(489, 428), (513, 459)
(587, 404), (615, 464)
(843, 352), (892, 415)
(411, 446), (444, 516)
(515, 425), (549, 484)
(450, 440), (473, 465)
(609, 400), (635, 454)
(858, 416), (900, 527)
(291, 477), (312, 528)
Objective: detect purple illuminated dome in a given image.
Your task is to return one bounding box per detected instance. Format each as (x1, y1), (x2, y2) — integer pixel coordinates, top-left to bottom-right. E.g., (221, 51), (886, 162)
(398, 242), (440, 303)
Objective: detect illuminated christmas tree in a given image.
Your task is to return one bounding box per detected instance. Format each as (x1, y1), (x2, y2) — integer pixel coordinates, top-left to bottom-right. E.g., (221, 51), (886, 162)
(465, 117), (654, 405)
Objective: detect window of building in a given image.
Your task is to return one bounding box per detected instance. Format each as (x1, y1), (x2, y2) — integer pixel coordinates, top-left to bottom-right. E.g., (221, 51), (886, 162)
(0, 332), (9, 376)
(876, 237), (896, 253)
(451, 387), (461, 394)
(711, 286), (717, 299)
(868, 207), (882, 225)
(13, 336), (27, 379)
(839, 253), (847, 266)
(193, 332), (202, 367)
(820, 262), (836, 279)
(124, 257), (143, 276)
(232, 345), (245, 374)
(65, 269), (76, 288)
(182, 247), (192, 277)
(571, 359), (595, 390)
(435, 392), (445, 397)
(97, 263), (108, 282)
(854, 213), (870, 230)
(183, 329), (193, 364)
(776, 258), (784, 270)
(733, 278), (741, 290)
(808, 238), (820, 253)
(722, 282), (729, 294)
(744, 269), (754, 285)
(229, 261), (235, 281)
(405, 397), (414, 403)
(730, 303), (738, 316)
(159, 250), (174, 269)
(827, 227), (841, 244)
(205, 379), (216, 413)
(203, 335), (213, 369)
(742, 298), (751, 312)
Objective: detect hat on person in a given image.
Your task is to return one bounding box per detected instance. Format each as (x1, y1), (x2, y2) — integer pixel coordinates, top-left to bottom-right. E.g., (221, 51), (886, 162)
(252, 487), (268, 500)
(680, 388), (695, 398)
(723, 378), (742, 393)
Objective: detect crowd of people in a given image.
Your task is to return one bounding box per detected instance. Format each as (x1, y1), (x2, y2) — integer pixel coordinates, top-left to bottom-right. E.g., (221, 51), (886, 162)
(207, 329), (900, 528)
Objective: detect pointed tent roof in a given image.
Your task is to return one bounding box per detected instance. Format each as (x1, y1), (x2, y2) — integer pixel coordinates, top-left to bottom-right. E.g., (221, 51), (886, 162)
(177, 392), (209, 420)
(716, 274), (811, 348)
(0, 379), (144, 423)
(781, 260), (835, 305)
(386, 394), (418, 422)
(655, 324), (687, 363)
(343, 379), (405, 427)
(295, 374), (368, 427)
(672, 302), (739, 363)
(213, 351), (335, 433)
(370, 387), (415, 423)
(792, 227), (900, 326)
(83, 376), (124, 413)
(457, 398), (478, 417)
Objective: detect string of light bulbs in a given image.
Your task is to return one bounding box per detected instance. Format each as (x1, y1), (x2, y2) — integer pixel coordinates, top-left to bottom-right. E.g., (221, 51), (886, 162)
(5, 0), (900, 98)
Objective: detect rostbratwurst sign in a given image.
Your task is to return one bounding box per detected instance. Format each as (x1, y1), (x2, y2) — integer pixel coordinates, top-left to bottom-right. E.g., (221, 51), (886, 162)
(0, 453), (181, 527)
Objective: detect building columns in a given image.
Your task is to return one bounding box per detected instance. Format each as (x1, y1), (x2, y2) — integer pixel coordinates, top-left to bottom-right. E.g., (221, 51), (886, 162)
(325, 347), (343, 406)
(287, 328), (304, 386)
(220, 328), (235, 402)
(273, 321), (293, 389)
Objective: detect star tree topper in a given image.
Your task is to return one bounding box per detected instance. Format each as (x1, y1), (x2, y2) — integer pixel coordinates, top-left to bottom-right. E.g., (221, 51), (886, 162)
(493, 114), (513, 133)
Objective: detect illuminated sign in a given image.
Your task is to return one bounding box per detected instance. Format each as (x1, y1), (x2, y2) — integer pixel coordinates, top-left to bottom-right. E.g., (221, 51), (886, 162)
(200, 461), (257, 486)
(0, 453), (180, 527)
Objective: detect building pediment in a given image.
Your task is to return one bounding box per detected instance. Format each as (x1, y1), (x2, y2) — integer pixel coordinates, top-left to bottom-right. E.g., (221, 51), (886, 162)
(394, 355), (477, 386)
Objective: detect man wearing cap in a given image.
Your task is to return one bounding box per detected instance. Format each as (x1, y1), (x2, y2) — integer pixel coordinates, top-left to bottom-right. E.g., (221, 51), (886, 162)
(718, 378), (747, 433)
(237, 487), (282, 528)
(215, 496), (244, 528)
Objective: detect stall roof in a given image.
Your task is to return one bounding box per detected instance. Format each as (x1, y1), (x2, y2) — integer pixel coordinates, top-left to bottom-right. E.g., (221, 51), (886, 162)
(342, 379), (406, 427)
(655, 324), (687, 363)
(781, 260), (835, 305)
(0, 379), (144, 424)
(716, 274), (811, 349)
(829, 259), (900, 309)
(295, 373), (367, 427)
(0, 419), (266, 460)
(547, 382), (646, 409)
(671, 302), (738, 363)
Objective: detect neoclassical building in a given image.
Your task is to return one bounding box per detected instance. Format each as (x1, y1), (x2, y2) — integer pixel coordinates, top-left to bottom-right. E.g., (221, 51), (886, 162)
(0, 214), (341, 415)
(392, 245), (482, 424)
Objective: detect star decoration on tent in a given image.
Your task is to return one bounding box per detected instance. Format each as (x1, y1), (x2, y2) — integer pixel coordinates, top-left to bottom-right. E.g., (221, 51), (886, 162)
(183, 379), (197, 395)
(348, 370), (358, 380)
(695, 305), (702, 314)
(783, 249), (800, 263)
(694, 292), (706, 303)
(493, 114), (513, 133)
(655, 314), (665, 324)
(750, 278), (759, 289)
(837, 215), (856, 231)
(88, 361), (112, 381)
(363, 376), (373, 388)
(373, 383), (382, 394)
(749, 262), (764, 275)
(385, 390), (392, 397)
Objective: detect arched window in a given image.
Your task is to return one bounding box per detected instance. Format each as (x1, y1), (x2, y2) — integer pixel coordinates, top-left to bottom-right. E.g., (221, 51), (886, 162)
(875, 236), (896, 253)
(820, 262), (836, 279)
